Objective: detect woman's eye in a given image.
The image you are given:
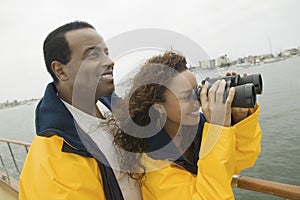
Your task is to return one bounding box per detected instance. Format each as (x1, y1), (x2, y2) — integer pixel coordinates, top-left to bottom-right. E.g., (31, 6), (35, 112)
(183, 94), (191, 100)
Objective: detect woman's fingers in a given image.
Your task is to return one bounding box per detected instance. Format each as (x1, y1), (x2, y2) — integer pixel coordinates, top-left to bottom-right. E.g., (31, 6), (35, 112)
(199, 79), (235, 127)
(208, 80), (220, 103)
(226, 71), (237, 76)
(226, 87), (235, 108)
(216, 80), (226, 103)
(200, 81), (208, 106)
(206, 80), (235, 106)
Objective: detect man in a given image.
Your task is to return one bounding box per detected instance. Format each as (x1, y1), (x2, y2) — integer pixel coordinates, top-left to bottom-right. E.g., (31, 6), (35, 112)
(19, 21), (141, 200)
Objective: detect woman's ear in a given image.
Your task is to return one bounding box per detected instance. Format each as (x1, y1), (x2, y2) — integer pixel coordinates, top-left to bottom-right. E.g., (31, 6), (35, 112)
(153, 104), (165, 114)
(51, 61), (68, 81)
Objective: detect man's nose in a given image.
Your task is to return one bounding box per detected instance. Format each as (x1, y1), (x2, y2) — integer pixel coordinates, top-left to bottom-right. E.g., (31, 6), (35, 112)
(103, 56), (114, 70)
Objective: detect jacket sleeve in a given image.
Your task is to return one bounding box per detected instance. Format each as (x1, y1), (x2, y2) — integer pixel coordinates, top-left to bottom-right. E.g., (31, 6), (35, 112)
(19, 135), (106, 200)
(141, 123), (236, 200)
(233, 104), (262, 174)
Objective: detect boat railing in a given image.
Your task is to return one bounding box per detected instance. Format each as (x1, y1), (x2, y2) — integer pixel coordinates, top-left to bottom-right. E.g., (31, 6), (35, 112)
(0, 138), (31, 192)
(231, 174), (300, 199)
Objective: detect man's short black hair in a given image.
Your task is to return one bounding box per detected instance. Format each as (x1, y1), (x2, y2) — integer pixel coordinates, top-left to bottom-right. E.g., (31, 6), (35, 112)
(43, 21), (95, 82)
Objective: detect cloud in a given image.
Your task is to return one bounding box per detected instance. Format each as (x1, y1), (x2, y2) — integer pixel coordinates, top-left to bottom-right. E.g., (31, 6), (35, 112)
(0, 0), (299, 101)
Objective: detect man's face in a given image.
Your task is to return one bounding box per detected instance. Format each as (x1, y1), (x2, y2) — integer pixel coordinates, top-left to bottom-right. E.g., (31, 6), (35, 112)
(65, 28), (114, 102)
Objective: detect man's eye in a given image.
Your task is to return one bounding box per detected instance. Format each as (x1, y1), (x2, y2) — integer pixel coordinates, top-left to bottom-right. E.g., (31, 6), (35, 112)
(87, 50), (99, 58)
(105, 49), (109, 56)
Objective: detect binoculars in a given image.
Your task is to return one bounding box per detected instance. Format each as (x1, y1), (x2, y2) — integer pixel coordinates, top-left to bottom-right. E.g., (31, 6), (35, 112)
(195, 74), (263, 108)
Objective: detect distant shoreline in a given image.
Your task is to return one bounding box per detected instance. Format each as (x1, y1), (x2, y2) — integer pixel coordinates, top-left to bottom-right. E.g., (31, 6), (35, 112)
(0, 99), (40, 110)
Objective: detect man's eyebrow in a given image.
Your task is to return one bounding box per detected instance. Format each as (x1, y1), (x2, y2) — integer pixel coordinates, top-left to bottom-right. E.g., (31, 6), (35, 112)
(83, 46), (96, 56)
(83, 46), (109, 56)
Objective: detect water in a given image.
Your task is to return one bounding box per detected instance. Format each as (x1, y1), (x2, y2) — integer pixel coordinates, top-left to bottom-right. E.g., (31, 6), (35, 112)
(0, 57), (300, 199)
(195, 56), (300, 199)
(0, 102), (36, 142)
(0, 102), (36, 180)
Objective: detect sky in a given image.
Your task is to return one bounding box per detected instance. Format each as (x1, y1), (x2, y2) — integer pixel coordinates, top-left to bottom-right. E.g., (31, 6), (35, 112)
(0, 0), (299, 102)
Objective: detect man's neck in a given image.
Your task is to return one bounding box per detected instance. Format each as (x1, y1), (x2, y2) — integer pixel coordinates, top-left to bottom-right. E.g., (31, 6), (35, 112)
(56, 88), (101, 118)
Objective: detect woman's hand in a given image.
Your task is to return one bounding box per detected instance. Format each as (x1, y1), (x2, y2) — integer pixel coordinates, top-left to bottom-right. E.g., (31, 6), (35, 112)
(200, 80), (235, 127)
(226, 72), (250, 124)
(231, 107), (249, 124)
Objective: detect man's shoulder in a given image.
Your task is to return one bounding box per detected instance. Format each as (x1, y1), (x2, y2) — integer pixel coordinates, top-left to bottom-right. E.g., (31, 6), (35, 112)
(30, 134), (65, 155)
(28, 134), (97, 164)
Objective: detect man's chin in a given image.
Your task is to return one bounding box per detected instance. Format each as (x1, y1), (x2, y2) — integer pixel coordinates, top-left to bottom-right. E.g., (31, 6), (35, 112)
(96, 87), (115, 98)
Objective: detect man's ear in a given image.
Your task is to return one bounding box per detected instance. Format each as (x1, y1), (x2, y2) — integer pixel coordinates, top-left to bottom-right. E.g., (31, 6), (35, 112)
(153, 103), (165, 114)
(51, 61), (68, 81)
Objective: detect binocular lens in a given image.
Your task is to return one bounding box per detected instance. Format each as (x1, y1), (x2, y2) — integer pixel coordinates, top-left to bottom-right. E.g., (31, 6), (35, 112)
(232, 83), (256, 107)
(238, 74), (263, 94)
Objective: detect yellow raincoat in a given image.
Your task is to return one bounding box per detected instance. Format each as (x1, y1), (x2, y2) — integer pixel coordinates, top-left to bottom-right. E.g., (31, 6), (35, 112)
(141, 105), (262, 200)
(19, 135), (106, 200)
(19, 83), (123, 200)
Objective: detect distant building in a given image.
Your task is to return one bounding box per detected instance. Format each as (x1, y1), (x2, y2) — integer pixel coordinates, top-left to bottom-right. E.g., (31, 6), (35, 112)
(216, 55), (230, 67)
(196, 45), (299, 70)
(259, 54), (274, 61)
(279, 48), (299, 58)
(237, 57), (248, 64)
(198, 59), (216, 69)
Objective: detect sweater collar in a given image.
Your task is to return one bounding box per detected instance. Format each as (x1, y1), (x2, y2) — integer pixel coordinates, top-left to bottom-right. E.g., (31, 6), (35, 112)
(146, 114), (206, 175)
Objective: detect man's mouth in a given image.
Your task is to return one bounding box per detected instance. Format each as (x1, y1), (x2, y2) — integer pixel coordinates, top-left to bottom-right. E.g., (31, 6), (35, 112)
(101, 71), (114, 80)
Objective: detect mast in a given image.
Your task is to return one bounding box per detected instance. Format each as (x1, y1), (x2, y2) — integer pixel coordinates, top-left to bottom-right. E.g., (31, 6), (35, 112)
(268, 36), (273, 56)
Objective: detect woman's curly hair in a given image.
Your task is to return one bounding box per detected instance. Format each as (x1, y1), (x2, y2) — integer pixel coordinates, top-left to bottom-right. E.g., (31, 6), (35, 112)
(113, 51), (189, 180)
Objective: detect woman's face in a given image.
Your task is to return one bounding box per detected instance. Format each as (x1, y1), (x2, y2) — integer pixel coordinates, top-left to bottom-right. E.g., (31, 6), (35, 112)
(161, 70), (200, 129)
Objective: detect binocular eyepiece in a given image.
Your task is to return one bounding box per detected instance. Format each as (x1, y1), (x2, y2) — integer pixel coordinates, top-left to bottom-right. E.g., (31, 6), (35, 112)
(195, 74), (263, 108)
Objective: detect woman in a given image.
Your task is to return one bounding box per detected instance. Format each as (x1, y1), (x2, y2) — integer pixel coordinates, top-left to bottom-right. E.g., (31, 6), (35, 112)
(113, 51), (262, 199)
